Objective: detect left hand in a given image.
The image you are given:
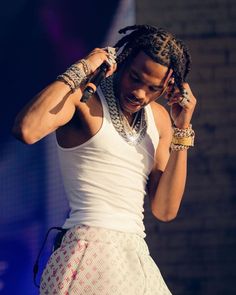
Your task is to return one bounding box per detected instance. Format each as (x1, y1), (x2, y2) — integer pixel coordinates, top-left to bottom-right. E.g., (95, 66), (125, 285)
(165, 82), (197, 129)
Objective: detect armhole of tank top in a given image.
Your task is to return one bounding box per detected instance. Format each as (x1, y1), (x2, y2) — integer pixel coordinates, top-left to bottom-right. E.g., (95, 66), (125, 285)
(55, 87), (111, 151)
(146, 104), (160, 149)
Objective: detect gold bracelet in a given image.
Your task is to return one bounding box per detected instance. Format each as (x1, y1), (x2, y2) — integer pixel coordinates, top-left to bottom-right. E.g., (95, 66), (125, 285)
(171, 124), (195, 151)
(172, 136), (194, 146)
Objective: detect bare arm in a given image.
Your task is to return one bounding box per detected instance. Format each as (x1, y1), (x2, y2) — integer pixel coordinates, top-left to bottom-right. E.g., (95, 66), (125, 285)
(12, 81), (79, 144)
(147, 83), (196, 221)
(12, 48), (116, 144)
(148, 134), (188, 221)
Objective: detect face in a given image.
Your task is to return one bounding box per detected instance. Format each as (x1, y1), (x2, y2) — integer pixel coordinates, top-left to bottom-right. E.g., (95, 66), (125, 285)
(117, 51), (171, 114)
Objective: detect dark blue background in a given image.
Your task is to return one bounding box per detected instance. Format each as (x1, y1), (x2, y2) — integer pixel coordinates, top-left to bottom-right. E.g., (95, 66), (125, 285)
(0, 1), (120, 294)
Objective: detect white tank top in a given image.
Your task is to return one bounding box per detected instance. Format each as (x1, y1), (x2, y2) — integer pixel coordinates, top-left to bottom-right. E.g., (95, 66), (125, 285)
(56, 87), (159, 237)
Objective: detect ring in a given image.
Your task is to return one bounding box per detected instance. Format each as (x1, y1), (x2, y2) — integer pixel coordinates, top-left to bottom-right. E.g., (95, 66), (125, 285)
(104, 47), (117, 66)
(107, 56), (116, 66)
(103, 46), (117, 57)
(178, 90), (190, 107)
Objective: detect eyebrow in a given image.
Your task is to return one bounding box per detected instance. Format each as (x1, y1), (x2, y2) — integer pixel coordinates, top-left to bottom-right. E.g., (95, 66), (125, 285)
(130, 68), (163, 89)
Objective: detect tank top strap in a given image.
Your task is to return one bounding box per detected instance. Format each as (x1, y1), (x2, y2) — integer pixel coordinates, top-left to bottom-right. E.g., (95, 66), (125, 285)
(145, 104), (160, 150)
(97, 86), (112, 124)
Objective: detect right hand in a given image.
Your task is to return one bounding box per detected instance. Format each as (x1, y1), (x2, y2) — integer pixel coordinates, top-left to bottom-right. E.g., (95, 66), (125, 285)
(84, 48), (117, 77)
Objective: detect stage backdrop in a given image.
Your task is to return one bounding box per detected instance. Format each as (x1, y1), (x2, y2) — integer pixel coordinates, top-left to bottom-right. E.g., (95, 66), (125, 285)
(0, 1), (135, 294)
(137, 1), (236, 294)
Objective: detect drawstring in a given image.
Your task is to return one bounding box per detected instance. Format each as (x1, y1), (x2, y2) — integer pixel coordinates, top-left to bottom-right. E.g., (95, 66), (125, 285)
(33, 227), (65, 288)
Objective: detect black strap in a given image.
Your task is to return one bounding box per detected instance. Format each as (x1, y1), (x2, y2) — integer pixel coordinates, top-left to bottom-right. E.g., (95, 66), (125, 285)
(53, 228), (68, 252)
(33, 227), (67, 288)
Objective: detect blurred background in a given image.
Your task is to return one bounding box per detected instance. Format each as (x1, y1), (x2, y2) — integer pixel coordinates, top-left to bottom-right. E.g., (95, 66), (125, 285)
(1, 0), (235, 294)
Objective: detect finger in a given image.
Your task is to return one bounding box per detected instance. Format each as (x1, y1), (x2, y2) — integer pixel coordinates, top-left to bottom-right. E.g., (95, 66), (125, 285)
(182, 82), (195, 98)
(87, 48), (110, 59)
(103, 46), (117, 57)
(167, 97), (179, 105)
(84, 47), (117, 76)
(106, 63), (117, 77)
(165, 92), (182, 104)
(176, 90), (192, 108)
(85, 50), (111, 72)
(182, 84), (197, 108)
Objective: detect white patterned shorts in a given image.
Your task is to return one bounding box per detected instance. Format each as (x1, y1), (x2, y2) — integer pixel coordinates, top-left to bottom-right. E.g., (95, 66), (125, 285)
(40, 225), (172, 295)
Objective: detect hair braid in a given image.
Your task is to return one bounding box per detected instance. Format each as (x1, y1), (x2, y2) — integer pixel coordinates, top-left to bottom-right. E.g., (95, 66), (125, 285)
(114, 24), (191, 94)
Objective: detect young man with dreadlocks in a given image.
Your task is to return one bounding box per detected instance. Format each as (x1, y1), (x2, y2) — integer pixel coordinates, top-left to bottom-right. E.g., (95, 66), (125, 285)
(13, 25), (196, 294)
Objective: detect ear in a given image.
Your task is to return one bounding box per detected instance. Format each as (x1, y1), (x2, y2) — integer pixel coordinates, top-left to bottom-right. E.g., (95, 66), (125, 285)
(163, 69), (173, 87)
(167, 77), (175, 87)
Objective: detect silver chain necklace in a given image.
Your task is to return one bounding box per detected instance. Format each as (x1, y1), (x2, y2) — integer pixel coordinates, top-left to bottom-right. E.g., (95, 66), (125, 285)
(100, 75), (147, 146)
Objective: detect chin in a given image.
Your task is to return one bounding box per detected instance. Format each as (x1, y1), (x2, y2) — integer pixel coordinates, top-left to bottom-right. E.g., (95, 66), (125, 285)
(120, 97), (142, 114)
(122, 103), (141, 114)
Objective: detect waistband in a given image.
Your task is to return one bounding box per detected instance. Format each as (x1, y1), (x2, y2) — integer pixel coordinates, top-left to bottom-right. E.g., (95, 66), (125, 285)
(62, 224), (150, 255)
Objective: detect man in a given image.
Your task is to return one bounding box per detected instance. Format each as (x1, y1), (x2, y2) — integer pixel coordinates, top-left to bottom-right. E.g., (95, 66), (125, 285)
(13, 25), (196, 294)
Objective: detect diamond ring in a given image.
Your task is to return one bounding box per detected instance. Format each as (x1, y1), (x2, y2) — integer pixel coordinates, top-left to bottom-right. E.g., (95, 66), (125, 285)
(178, 89), (190, 107)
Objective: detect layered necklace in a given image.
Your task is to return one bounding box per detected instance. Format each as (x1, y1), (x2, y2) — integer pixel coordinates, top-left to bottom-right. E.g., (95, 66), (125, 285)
(100, 75), (147, 146)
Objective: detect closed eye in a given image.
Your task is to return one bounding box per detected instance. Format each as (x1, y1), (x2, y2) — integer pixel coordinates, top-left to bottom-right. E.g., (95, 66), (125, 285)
(129, 69), (164, 93)
(129, 72), (140, 83)
(149, 86), (163, 92)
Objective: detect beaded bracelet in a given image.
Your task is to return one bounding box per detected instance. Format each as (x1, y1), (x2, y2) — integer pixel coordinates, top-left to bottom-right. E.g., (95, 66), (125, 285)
(170, 142), (190, 151)
(173, 124), (194, 138)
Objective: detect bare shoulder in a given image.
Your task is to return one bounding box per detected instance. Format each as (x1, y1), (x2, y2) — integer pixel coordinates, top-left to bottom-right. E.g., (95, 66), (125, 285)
(149, 101), (172, 138)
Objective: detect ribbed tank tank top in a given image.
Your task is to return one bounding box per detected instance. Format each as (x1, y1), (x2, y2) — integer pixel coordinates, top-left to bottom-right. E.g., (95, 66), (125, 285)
(56, 87), (159, 237)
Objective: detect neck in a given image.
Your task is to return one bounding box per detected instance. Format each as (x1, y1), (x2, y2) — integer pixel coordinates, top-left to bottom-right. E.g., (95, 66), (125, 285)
(123, 110), (136, 124)
(112, 75), (135, 121)
(112, 73), (139, 126)
(122, 109), (140, 129)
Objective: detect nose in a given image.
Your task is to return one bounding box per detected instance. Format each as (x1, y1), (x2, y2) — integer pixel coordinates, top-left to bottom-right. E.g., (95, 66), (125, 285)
(132, 88), (146, 101)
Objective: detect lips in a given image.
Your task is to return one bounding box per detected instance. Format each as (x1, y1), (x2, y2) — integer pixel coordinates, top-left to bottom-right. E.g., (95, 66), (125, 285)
(125, 95), (142, 106)
(121, 99), (141, 114)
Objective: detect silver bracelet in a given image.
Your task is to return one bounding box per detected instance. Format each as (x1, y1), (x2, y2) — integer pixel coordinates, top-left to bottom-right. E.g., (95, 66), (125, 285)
(80, 59), (91, 75)
(173, 124), (194, 138)
(57, 60), (89, 92)
(170, 142), (190, 151)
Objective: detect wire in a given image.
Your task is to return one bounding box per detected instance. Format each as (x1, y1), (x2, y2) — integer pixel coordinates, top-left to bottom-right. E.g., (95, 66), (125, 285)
(33, 226), (64, 288)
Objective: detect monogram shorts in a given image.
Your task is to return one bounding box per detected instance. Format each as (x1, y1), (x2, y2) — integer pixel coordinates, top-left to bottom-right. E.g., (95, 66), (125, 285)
(40, 225), (172, 295)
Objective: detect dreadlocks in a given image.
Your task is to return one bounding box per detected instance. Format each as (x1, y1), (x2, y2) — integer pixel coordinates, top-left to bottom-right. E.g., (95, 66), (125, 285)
(114, 24), (191, 94)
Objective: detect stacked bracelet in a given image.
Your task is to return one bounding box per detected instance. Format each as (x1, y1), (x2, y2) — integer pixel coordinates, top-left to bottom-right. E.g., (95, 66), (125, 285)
(79, 59), (91, 76)
(57, 59), (91, 92)
(171, 124), (195, 151)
